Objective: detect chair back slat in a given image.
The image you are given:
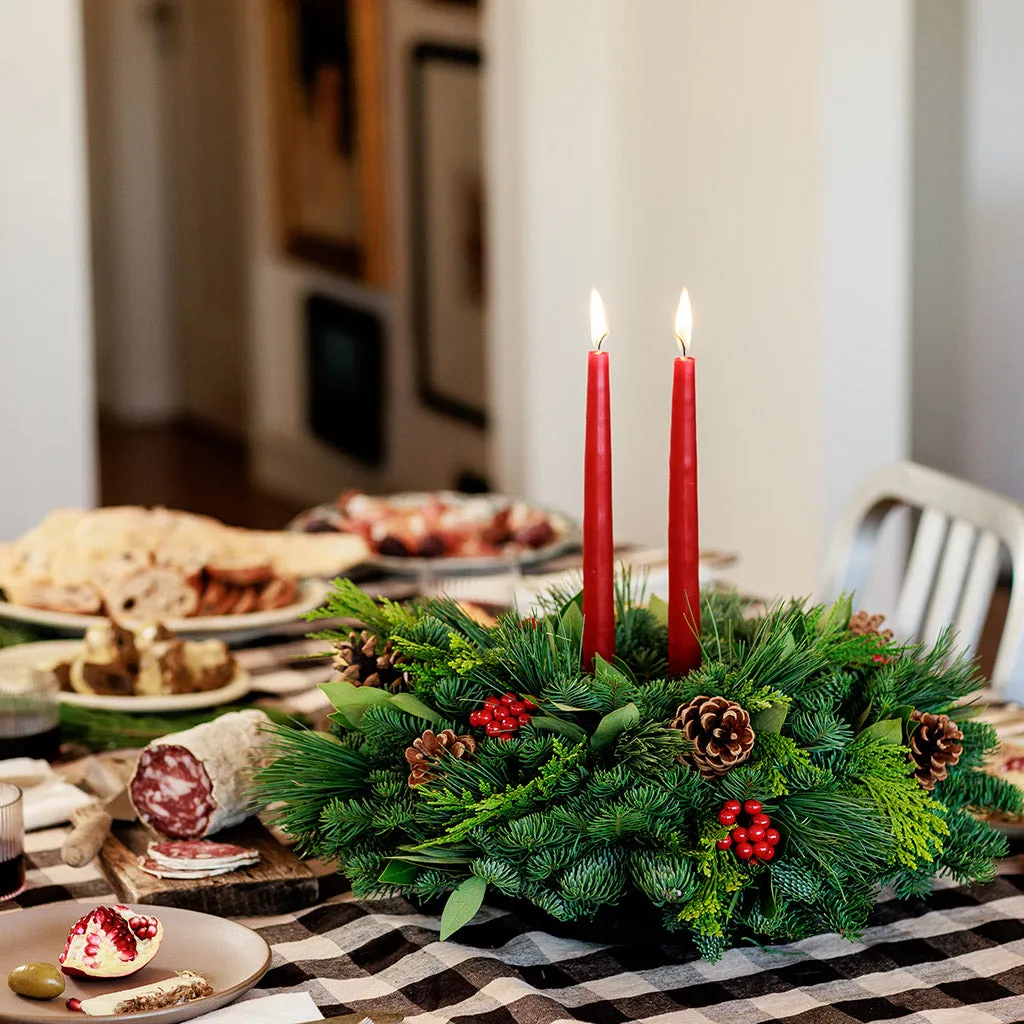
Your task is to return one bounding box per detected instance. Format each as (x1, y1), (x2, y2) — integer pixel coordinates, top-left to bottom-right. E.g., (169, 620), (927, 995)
(826, 461), (1024, 696)
(893, 508), (949, 640)
(922, 519), (978, 647)
(955, 529), (1000, 653)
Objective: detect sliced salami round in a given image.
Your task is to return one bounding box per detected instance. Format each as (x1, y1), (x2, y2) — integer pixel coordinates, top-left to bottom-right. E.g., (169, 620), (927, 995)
(149, 839), (258, 862)
(137, 856), (240, 880)
(129, 709), (273, 840)
(146, 841), (259, 872)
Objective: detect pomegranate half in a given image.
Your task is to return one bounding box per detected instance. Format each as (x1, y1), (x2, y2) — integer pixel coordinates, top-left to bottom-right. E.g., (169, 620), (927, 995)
(59, 905), (164, 978)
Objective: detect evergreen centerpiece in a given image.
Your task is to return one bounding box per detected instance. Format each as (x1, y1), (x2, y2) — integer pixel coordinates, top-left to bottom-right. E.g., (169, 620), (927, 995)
(255, 578), (1023, 959)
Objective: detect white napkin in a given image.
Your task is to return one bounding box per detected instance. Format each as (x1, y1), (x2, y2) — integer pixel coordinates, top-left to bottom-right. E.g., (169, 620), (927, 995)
(0, 757), (95, 830)
(194, 991), (322, 1023)
(22, 779), (94, 831)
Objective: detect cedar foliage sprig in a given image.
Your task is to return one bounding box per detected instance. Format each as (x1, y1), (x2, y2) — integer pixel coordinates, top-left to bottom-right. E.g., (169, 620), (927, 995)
(253, 576), (1022, 959)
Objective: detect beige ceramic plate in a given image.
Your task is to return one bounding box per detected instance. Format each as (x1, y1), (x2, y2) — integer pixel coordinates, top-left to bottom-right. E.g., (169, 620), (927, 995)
(0, 641), (251, 712)
(0, 902), (271, 1023)
(0, 579), (330, 645)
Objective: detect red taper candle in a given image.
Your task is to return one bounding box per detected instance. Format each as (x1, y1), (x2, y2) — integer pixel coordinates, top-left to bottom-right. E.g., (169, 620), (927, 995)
(582, 288), (616, 669)
(668, 289), (701, 675)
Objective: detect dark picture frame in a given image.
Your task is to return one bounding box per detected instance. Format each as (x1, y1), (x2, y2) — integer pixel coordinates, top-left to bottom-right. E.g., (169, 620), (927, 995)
(306, 293), (385, 466)
(408, 43), (487, 429)
(269, 0), (389, 284)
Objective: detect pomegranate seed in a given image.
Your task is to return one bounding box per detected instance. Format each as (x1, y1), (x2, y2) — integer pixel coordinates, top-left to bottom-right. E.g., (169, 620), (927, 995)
(129, 917), (142, 929)
(66, 997), (82, 1012)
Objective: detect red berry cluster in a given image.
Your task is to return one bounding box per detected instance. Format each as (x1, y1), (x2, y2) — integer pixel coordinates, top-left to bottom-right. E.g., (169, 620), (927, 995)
(715, 799), (780, 863)
(468, 693), (538, 739)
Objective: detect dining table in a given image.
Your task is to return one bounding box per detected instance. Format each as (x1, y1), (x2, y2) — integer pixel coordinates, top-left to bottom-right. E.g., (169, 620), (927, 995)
(3, 569), (1024, 1023)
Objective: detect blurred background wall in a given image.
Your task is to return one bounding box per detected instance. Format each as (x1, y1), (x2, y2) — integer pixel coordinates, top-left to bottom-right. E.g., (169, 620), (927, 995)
(0, 0), (95, 540)
(2, 0), (1024, 607)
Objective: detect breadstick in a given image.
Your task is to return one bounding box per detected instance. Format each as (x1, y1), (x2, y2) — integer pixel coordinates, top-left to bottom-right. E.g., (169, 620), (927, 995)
(61, 807), (113, 867)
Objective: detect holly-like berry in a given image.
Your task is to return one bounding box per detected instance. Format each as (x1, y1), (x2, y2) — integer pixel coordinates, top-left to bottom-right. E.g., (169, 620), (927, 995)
(723, 800), (742, 815)
(735, 842), (754, 860)
(718, 809), (737, 826)
(743, 800), (762, 816)
(747, 825), (766, 842)
(753, 842), (774, 861)
(764, 828), (780, 846)
(715, 837), (732, 850)
(473, 694), (535, 736)
(750, 813), (770, 827)
(732, 827), (747, 843)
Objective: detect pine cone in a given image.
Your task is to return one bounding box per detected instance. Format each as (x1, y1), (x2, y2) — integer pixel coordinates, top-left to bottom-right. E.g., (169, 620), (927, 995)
(908, 710), (963, 790)
(405, 729), (477, 787)
(671, 695), (755, 777)
(849, 610), (895, 664)
(332, 629), (409, 692)
(849, 610), (894, 640)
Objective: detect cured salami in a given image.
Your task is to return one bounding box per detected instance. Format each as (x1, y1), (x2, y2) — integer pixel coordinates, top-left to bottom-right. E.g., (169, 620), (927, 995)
(128, 709), (273, 839)
(149, 839), (257, 862)
(146, 840), (259, 873)
(136, 857), (239, 880)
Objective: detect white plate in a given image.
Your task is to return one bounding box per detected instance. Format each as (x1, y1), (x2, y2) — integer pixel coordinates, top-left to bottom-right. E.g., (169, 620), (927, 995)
(0, 640), (252, 712)
(290, 493), (580, 576)
(0, 902), (271, 1023)
(0, 579), (330, 645)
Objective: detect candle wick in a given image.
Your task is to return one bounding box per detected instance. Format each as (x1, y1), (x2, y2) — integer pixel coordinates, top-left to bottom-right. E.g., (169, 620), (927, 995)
(675, 335), (689, 358)
(594, 332), (609, 353)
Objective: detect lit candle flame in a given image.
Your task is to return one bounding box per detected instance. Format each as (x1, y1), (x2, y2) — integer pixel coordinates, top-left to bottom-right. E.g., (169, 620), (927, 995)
(590, 288), (609, 351)
(675, 289), (693, 356)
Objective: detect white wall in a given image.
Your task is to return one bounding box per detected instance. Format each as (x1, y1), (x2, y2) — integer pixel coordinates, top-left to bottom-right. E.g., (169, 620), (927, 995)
(964, 0), (1024, 501)
(911, 0), (968, 479)
(82, 0), (179, 422)
(0, 1), (96, 540)
(245, 0), (488, 505)
(487, 0), (912, 600)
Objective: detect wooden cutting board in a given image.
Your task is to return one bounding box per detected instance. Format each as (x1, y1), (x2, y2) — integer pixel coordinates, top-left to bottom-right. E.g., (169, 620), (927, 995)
(98, 818), (319, 916)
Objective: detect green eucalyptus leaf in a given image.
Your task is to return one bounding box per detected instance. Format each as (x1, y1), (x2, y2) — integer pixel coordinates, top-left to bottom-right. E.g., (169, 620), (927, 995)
(751, 700), (788, 735)
(378, 860), (419, 885)
(390, 693), (443, 724)
(858, 718), (903, 745)
(531, 716), (588, 743)
(549, 701), (587, 712)
(559, 601), (585, 648)
(320, 680), (392, 728)
(593, 654), (632, 687)
(647, 594), (670, 628)
(393, 854), (471, 866)
(440, 875), (487, 941)
(852, 698), (874, 733)
(591, 702), (640, 750)
(817, 593), (854, 637)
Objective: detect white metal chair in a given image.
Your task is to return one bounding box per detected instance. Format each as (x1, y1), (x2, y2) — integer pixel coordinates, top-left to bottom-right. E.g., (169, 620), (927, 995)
(824, 461), (1024, 696)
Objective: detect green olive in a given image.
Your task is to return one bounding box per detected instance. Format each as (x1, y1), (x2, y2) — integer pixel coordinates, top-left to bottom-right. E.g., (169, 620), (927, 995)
(7, 962), (65, 1000)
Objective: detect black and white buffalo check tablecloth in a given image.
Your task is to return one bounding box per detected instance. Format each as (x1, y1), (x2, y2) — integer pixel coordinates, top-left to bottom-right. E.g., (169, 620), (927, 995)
(5, 837), (1024, 1024)
(4, 628), (1024, 1023)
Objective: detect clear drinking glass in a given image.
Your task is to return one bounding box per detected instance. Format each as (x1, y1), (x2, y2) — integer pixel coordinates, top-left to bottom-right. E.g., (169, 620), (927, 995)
(0, 783), (25, 901)
(0, 665), (61, 762)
